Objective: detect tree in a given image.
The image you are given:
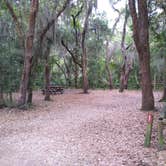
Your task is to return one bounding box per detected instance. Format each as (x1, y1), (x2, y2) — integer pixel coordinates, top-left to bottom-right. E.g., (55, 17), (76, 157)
(81, 1), (93, 93)
(105, 40), (114, 89)
(61, 0), (94, 93)
(17, 0), (39, 107)
(4, 0), (71, 107)
(61, 3), (83, 88)
(44, 40), (52, 101)
(129, 0), (154, 110)
(149, 0), (166, 101)
(119, 4), (132, 92)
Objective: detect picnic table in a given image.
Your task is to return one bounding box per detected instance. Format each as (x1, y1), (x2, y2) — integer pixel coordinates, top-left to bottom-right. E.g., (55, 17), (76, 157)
(42, 85), (64, 95)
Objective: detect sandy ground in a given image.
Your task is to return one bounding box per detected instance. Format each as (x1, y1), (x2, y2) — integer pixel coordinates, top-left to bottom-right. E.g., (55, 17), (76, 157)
(0, 89), (165, 166)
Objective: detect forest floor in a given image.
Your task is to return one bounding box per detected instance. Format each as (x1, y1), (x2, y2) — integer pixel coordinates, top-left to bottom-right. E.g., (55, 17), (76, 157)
(0, 89), (165, 166)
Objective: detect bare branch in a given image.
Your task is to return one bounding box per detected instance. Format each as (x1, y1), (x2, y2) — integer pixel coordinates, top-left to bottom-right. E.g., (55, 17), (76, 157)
(61, 40), (82, 68)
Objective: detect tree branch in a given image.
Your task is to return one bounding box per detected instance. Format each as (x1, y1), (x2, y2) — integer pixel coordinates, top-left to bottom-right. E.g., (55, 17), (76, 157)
(61, 40), (82, 68)
(40, 0), (71, 43)
(71, 4), (84, 45)
(4, 0), (24, 46)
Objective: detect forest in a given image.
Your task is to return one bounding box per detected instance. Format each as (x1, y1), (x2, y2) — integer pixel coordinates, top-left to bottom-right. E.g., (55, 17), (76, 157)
(0, 0), (166, 165)
(0, 0), (165, 109)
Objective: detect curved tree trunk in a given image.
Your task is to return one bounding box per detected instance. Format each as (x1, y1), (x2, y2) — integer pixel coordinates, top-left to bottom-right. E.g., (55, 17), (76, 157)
(129, 0), (154, 110)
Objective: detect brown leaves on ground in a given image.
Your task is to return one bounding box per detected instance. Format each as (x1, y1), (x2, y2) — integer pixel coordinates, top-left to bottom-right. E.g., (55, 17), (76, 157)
(0, 90), (165, 166)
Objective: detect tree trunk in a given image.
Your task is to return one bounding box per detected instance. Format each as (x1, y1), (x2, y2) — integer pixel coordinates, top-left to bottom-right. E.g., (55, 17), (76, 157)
(27, 74), (33, 104)
(119, 64), (125, 92)
(17, 0), (39, 107)
(81, 2), (92, 93)
(119, 63), (132, 92)
(139, 51), (154, 110)
(119, 4), (130, 92)
(0, 86), (5, 108)
(109, 74), (113, 89)
(129, 0), (154, 110)
(124, 65), (132, 89)
(160, 56), (166, 101)
(44, 44), (51, 101)
(105, 41), (113, 89)
(153, 73), (157, 90)
(82, 48), (88, 93)
(74, 63), (78, 88)
(64, 58), (72, 87)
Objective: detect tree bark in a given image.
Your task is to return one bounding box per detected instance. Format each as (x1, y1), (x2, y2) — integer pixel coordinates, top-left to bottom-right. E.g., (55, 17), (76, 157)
(27, 86), (33, 104)
(129, 0), (154, 110)
(17, 0), (39, 107)
(119, 4), (131, 92)
(81, 2), (93, 93)
(0, 86), (5, 108)
(64, 58), (72, 87)
(124, 64), (132, 89)
(159, 56), (166, 101)
(74, 63), (78, 88)
(44, 44), (51, 101)
(27, 71), (33, 104)
(105, 41), (113, 89)
(119, 63), (125, 92)
(119, 63), (132, 92)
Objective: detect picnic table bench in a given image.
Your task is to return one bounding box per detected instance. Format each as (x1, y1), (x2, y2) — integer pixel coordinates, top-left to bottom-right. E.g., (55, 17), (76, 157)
(42, 85), (64, 95)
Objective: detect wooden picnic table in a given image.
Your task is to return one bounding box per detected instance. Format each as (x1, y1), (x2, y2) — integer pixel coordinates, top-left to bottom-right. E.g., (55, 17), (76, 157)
(42, 85), (64, 95)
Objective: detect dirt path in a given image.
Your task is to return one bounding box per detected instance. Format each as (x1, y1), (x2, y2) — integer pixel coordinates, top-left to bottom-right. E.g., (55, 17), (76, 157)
(0, 90), (164, 166)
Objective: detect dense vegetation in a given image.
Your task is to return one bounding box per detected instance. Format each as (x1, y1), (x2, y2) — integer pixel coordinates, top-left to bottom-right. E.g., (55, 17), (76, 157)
(0, 0), (165, 109)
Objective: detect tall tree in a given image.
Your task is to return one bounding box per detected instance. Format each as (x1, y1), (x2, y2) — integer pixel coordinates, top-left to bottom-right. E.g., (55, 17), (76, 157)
(105, 40), (114, 89)
(17, 0), (39, 107)
(5, 0), (71, 107)
(61, 4), (83, 88)
(129, 0), (154, 110)
(44, 41), (51, 101)
(105, 1), (122, 89)
(119, 4), (132, 92)
(81, 1), (93, 93)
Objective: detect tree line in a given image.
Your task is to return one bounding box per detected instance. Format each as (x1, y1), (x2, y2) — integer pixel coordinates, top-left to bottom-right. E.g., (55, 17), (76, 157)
(0, 0), (165, 110)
